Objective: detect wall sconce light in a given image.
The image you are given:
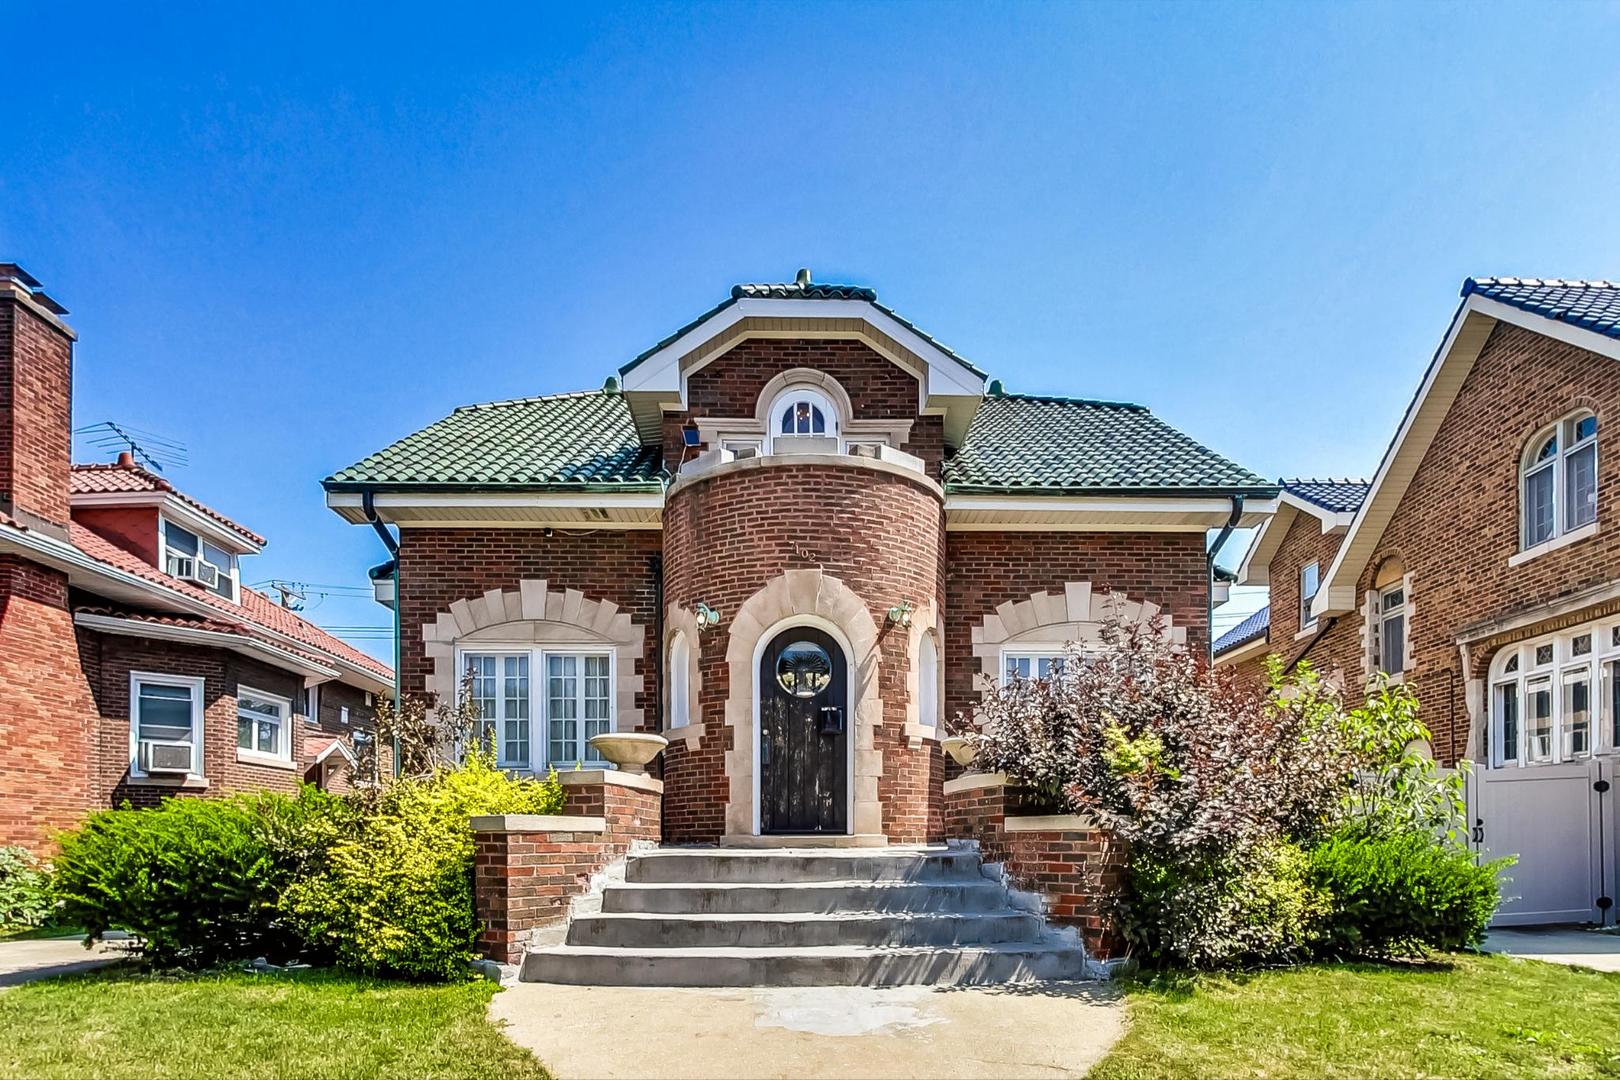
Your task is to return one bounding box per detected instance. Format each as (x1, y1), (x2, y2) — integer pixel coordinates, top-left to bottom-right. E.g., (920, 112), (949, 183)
(886, 599), (914, 628)
(695, 602), (721, 630)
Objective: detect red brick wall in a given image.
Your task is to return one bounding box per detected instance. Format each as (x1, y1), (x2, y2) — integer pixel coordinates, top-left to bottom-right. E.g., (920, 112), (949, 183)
(666, 338), (947, 478)
(73, 506), (161, 567)
(0, 557), (96, 850)
(662, 461), (945, 843)
(72, 628), (375, 811)
(394, 528), (662, 721)
(0, 295), (74, 528)
(944, 531), (1211, 723)
(944, 781), (1125, 958)
(473, 781), (661, 964)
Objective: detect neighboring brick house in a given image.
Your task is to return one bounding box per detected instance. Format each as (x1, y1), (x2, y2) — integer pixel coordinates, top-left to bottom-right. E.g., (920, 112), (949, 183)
(0, 264), (393, 852)
(1214, 478), (1369, 683)
(326, 270), (1276, 846)
(1218, 277), (1620, 927)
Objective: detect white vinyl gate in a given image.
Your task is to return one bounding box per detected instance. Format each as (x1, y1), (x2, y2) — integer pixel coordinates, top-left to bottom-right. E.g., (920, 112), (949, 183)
(1466, 759), (1618, 926)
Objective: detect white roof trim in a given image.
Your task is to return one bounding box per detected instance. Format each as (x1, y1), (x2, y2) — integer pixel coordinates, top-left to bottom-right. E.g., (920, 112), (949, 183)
(1213, 633), (1270, 667)
(1236, 491), (1357, 586)
(70, 490), (264, 555)
(622, 297), (984, 400)
(74, 611), (339, 680)
(0, 520), (393, 694)
(1315, 291), (1620, 617)
(311, 737), (358, 767)
(945, 494), (1276, 533)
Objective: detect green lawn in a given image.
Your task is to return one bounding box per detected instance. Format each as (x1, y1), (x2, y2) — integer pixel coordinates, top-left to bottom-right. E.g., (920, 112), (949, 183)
(1093, 952), (1620, 1079)
(0, 966), (549, 1080)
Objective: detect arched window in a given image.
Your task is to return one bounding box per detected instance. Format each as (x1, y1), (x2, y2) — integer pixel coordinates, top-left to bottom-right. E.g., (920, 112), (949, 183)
(768, 387), (839, 450)
(917, 631), (939, 728)
(667, 632), (691, 729)
(1522, 412), (1598, 549)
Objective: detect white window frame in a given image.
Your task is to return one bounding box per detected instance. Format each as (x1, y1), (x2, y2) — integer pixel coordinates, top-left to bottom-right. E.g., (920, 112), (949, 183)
(767, 387), (840, 450)
(302, 683), (320, 726)
(1373, 582), (1407, 677)
(1299, 561), (1320, 631)
(1000, 648), (1067, 685)
(462, 651), (533, 769)
(1520, 411), (1598, 552)
(129, 671), (206, 779)
(236, 685), (294, 766)
(1489, 616), (1620, 768)
(160, 516), (240, 602)
(456, 645), (617, 770)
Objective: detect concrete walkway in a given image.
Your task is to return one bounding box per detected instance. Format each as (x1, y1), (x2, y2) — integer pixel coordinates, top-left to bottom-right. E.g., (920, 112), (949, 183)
(0, 936), (122, 989)
(1484, 927), (1620, 973)
(492, 981), (1123, 1079)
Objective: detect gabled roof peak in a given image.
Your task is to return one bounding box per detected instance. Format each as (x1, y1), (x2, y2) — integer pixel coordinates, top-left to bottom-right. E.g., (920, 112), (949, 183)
(1462, 277), (1620, 342)
(730, 267), (878, 302)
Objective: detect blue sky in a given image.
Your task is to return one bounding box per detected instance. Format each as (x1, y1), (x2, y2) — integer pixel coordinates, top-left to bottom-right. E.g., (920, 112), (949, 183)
(5, 2), (1620, 657)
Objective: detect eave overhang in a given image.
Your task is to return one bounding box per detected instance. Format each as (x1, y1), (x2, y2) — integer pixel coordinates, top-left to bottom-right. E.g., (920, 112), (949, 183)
(1314, 292), (1620, 619)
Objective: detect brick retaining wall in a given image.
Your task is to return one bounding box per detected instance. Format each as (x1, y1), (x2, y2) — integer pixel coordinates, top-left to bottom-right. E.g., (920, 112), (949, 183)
(943, 772), (1125, 958)
(471, 771), (662, 964)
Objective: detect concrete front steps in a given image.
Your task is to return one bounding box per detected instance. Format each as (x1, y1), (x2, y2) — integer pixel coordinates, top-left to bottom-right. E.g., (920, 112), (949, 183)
(520, 844), (1090, 987)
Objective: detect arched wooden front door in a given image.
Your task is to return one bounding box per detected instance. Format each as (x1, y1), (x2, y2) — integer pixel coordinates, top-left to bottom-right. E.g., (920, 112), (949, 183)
(759, 626), (848, 834)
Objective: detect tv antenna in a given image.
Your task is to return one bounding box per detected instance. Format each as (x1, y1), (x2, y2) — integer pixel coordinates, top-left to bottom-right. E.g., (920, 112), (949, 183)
(74, 421), (189, 473)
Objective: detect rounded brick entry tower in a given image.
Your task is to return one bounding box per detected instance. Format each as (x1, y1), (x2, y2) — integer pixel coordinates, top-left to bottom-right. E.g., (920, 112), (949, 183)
(660, 452), (945, 844)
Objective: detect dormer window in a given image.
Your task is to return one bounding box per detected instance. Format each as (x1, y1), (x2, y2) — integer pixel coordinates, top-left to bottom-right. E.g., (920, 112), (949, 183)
(1521, 412), (1598, 550)
(162, 518), (238, 601)
(769, 387), (839, 452)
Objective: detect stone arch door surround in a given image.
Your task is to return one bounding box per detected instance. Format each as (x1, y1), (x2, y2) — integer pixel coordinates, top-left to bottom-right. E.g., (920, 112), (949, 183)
(724, 568), (884, 838)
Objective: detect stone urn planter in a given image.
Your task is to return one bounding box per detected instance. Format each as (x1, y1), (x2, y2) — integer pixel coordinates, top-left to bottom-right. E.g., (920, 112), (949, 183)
(588, 732), (669, 774)
(940, 736), (978, 768)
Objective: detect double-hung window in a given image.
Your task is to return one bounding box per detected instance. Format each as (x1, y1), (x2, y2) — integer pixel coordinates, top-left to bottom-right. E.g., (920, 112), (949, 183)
(1299, 562), (1320, 631)
(1374, 585), (1406, 676)
(237, 687), (292, 762)
(161, 518), (239, 601)
(130, 672), (205, 777)
(1002, 650), (1065, 684)
(461, 649), (612, 769)
(1521, 412), (1598, 550)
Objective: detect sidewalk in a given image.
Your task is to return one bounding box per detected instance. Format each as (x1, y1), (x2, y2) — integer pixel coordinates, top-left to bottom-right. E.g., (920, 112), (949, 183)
(0, 937), (122, 989)
(1483, 928), (1620, 973)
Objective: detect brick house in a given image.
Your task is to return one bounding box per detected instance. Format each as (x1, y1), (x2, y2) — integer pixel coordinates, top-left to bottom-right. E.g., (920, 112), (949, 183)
(325, 270), (1276, 848)
(0, 264), (393, 852)
(1217, 277), (1620, 927)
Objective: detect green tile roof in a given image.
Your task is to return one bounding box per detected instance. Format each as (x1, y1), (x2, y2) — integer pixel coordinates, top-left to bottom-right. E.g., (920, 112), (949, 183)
(323, 390), (664, 491)
(943, 393), (1275, 496)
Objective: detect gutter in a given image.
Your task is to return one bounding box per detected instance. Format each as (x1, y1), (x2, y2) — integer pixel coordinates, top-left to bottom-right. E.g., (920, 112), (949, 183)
(74, 612), (339, 680)
(1207, 495), (1244, 660)
(362, 490), (404, 776)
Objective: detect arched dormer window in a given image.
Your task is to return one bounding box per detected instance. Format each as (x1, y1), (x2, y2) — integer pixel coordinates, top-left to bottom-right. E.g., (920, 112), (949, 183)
(1521, 411), (1597, 550)
(768, 386), (840, 451)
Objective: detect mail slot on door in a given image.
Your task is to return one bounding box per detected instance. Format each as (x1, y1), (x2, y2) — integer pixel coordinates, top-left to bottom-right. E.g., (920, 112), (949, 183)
(819, 706), (844, 735)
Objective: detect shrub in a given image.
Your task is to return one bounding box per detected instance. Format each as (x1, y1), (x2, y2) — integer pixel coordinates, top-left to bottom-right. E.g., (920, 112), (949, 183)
(280, 755), (564, 980)
(964, 616), (1363, 966)
(1309, 830), (1502, 956)
(52, 791), (329, 966)
(0, 846), (54, 927)
(1126, 840), (1329, 967)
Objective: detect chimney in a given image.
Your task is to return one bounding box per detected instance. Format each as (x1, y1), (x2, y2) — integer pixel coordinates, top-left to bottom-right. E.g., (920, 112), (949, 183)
(0, 264), (76, 536)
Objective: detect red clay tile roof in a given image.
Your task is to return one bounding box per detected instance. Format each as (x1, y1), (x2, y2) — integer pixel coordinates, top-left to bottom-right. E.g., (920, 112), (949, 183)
(67, 522), (392, 683)
(71, 461), (267, 547)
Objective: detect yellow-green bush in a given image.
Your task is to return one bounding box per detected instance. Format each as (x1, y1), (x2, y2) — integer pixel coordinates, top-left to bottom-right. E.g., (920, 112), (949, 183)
(280, 757), (563, 980)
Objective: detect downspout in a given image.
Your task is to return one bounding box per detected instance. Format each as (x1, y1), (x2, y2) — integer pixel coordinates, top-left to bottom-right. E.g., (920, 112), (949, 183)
(362, 490), (402, 777)
(1207, 495), (1244, 660)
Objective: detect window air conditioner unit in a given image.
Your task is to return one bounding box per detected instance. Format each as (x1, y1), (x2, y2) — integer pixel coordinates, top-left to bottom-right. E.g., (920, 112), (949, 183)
(139, 740), (193, 774)
(189, 561), (220, 588)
